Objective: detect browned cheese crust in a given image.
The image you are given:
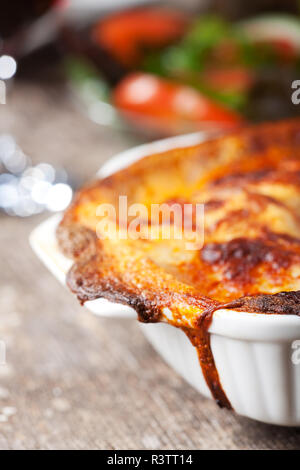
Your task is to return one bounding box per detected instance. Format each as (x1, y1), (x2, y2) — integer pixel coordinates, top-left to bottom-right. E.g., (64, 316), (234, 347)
(57, 119), (300, 409)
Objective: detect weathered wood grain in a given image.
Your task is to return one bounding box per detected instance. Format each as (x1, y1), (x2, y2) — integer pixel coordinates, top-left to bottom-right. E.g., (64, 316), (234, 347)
(0, 80), (299, 449)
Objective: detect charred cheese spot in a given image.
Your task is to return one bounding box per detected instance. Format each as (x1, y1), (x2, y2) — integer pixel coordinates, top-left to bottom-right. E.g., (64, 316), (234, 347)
(201, 237), (296, 283)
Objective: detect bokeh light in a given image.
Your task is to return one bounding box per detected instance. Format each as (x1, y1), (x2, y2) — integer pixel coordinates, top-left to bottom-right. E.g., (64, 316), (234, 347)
(0, 134), (73, 217)
(0, 55), (17, 80)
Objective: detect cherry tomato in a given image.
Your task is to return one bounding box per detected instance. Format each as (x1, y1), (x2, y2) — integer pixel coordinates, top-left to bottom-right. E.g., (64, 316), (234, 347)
(113, 73), (243, 135)
(211, 39), (241, 65)
(257, 38), (298, 61)
(92, 8), (187, 67)
(202, 67), (254, 93)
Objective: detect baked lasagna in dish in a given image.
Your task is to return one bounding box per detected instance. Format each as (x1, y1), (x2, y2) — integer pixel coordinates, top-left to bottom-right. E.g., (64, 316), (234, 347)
(57, 119), (300, 410)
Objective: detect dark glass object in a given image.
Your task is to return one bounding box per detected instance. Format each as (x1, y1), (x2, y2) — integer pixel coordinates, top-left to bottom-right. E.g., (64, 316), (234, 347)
(0, 0), (57, 39)
(211, 0), (299, 20)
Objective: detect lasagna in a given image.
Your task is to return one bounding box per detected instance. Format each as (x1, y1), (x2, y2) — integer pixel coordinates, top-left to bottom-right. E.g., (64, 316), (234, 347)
(57, 119), (300, 410)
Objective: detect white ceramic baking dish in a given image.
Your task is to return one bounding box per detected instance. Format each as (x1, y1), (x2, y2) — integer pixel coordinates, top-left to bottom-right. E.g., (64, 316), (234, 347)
(30, 133), (300, 427)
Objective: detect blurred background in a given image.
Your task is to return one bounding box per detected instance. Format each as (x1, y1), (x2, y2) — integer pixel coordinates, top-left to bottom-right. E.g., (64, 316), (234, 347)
(0, 0), (300, 218)
(0, 0), (300, 450)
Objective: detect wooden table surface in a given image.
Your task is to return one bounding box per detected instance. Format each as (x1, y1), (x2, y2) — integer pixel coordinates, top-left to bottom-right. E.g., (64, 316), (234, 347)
(0, 79), (299, 450)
